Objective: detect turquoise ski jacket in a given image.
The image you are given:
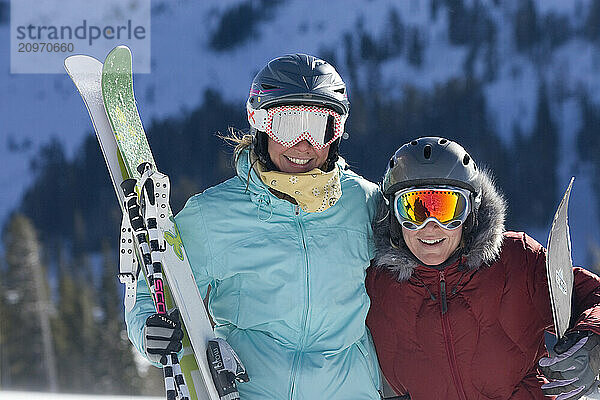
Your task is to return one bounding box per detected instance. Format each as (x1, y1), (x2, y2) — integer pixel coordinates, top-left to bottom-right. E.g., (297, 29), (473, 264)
(126, 149), (381, 400)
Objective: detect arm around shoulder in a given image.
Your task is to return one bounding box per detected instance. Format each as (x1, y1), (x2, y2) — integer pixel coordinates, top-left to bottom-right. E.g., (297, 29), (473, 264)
(516, 232), (600, 335)
(572, 267), (600, 335)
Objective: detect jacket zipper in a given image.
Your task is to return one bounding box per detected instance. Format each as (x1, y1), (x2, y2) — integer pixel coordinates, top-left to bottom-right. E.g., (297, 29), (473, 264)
(289, 204), (310, 399)
(439, 270), (468, 400)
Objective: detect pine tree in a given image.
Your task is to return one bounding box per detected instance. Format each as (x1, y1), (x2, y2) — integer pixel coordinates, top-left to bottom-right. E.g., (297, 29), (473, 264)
(446, 0), (469, 45)
(512, 83), (558, 226)
(386, 8), (404, 58)
(2, 214), (58, 391)
(407, 28), (424, 67)
(53, 255), (99, 393)
(576, 94), (600, 225)
(585, 0), (600, 41)
(53, 263), (79, 390)
(531, 83), (558, 224)
(95, 241), (142, 394)
(0, 0), (7, 25)
(514, 0), (539, 52)
(0, 252), (5, 388)
(360, 31), (379, 62)
(590, 245), (600, 276)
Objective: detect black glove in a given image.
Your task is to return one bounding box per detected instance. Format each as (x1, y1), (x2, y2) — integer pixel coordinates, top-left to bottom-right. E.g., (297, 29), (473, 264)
(539, 331), (600, 400)
(207, 338), (249, 399)
(143, 309), (184, 365)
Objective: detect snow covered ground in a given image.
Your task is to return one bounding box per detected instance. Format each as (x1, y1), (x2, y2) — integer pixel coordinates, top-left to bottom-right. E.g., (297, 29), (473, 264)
(0, 392), (160, 400)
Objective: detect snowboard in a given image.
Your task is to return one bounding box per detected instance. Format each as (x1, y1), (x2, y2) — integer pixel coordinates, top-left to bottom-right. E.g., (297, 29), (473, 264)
(65, 49), (221, 400)
(545, 178), (600, 400)
(546, 177), (575, 341)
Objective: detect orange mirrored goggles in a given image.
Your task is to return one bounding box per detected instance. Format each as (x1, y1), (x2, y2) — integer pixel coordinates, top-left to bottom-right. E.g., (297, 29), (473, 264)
(394, 187), (471, 230)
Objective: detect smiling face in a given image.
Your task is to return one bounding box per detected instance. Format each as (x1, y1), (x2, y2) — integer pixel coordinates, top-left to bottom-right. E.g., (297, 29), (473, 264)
(268, 137), (330, 173)
(402, 221), (463, 266)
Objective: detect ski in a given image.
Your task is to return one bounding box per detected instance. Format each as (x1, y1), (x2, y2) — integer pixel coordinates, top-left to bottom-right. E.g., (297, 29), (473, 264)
(64, 55), (126, 206)
(65, 46), (246, 400)
(64, 53), (206, 399)
(64, 55), (140, 310)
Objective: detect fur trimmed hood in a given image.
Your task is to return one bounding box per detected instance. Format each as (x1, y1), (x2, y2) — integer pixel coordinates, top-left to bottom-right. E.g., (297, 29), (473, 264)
(373, 168), (507, 282)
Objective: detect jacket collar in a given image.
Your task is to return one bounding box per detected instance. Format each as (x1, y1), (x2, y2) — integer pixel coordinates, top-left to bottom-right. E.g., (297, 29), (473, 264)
(235, 148), (266, 196)
(373, 168), (507, 282)
(236, 148), (348, 194)
(235, 148), (349, 209)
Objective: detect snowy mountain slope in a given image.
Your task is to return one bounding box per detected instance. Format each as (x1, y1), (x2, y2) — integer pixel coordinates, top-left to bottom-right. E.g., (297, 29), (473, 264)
(1, 0), (599, 264)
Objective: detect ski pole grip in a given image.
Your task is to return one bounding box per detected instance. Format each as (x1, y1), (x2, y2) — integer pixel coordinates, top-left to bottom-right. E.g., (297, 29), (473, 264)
(143, 178), (156, 206)
(120, 179), (145, 231)
(207, 339), (241, 400)
(121, 178), (137, 197)
(137, 161), (152, 175)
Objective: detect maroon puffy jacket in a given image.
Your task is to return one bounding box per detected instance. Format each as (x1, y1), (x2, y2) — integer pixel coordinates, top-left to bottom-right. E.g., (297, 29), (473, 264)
(367, 171), (600, 399)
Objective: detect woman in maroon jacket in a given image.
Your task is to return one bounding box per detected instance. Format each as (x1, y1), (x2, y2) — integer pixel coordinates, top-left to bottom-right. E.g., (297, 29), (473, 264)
(366, 137), (600, 400)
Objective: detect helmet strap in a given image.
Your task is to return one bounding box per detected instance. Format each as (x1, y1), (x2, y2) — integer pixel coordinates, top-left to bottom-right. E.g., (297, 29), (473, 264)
(252, 130), (277, 171)
(388, 200), (403, 248)
(461, 211), (478, 252)
(461, 191), (480, 248)
(322, 138), (341, 172)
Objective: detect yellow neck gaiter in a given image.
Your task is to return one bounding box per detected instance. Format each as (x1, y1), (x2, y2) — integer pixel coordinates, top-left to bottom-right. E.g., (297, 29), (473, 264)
(255, 162), (342, 213)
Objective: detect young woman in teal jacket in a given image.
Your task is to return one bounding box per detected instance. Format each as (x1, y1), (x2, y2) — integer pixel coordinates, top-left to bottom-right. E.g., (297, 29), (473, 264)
(125, 54), (382, 400)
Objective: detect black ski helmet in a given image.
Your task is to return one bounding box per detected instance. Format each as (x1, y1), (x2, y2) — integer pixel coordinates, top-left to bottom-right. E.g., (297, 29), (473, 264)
(246, 53), (349, 171)
(382, 137), (482, 243)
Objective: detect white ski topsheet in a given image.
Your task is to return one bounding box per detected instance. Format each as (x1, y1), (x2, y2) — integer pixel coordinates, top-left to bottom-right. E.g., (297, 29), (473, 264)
(64, 55), (126, 208)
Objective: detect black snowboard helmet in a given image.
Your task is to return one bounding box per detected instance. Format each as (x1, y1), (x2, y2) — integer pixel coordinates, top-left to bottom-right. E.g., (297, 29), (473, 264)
(246, 53), (349, 171)
(381, 137), (482, 245)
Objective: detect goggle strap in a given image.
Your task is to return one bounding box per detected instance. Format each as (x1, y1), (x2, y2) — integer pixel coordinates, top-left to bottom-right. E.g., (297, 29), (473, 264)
(324, 114), (335, 143)
(248, 106), (268, 132)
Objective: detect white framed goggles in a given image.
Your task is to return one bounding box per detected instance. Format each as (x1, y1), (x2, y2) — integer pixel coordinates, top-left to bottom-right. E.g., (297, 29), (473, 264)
(393, 187), (471, 231)
(247, 103), (347, 150)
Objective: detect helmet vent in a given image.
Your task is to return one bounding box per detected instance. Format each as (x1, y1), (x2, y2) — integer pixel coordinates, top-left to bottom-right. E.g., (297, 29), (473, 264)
(389, 157), (395, 169)
(439, 138), (448, 144)
(424, 144), (432, 159)
(463, 154), (471, 165)
(261, 83), (278, 90)
(334, 87), (345, 94)
(410, 140), (418, 146)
